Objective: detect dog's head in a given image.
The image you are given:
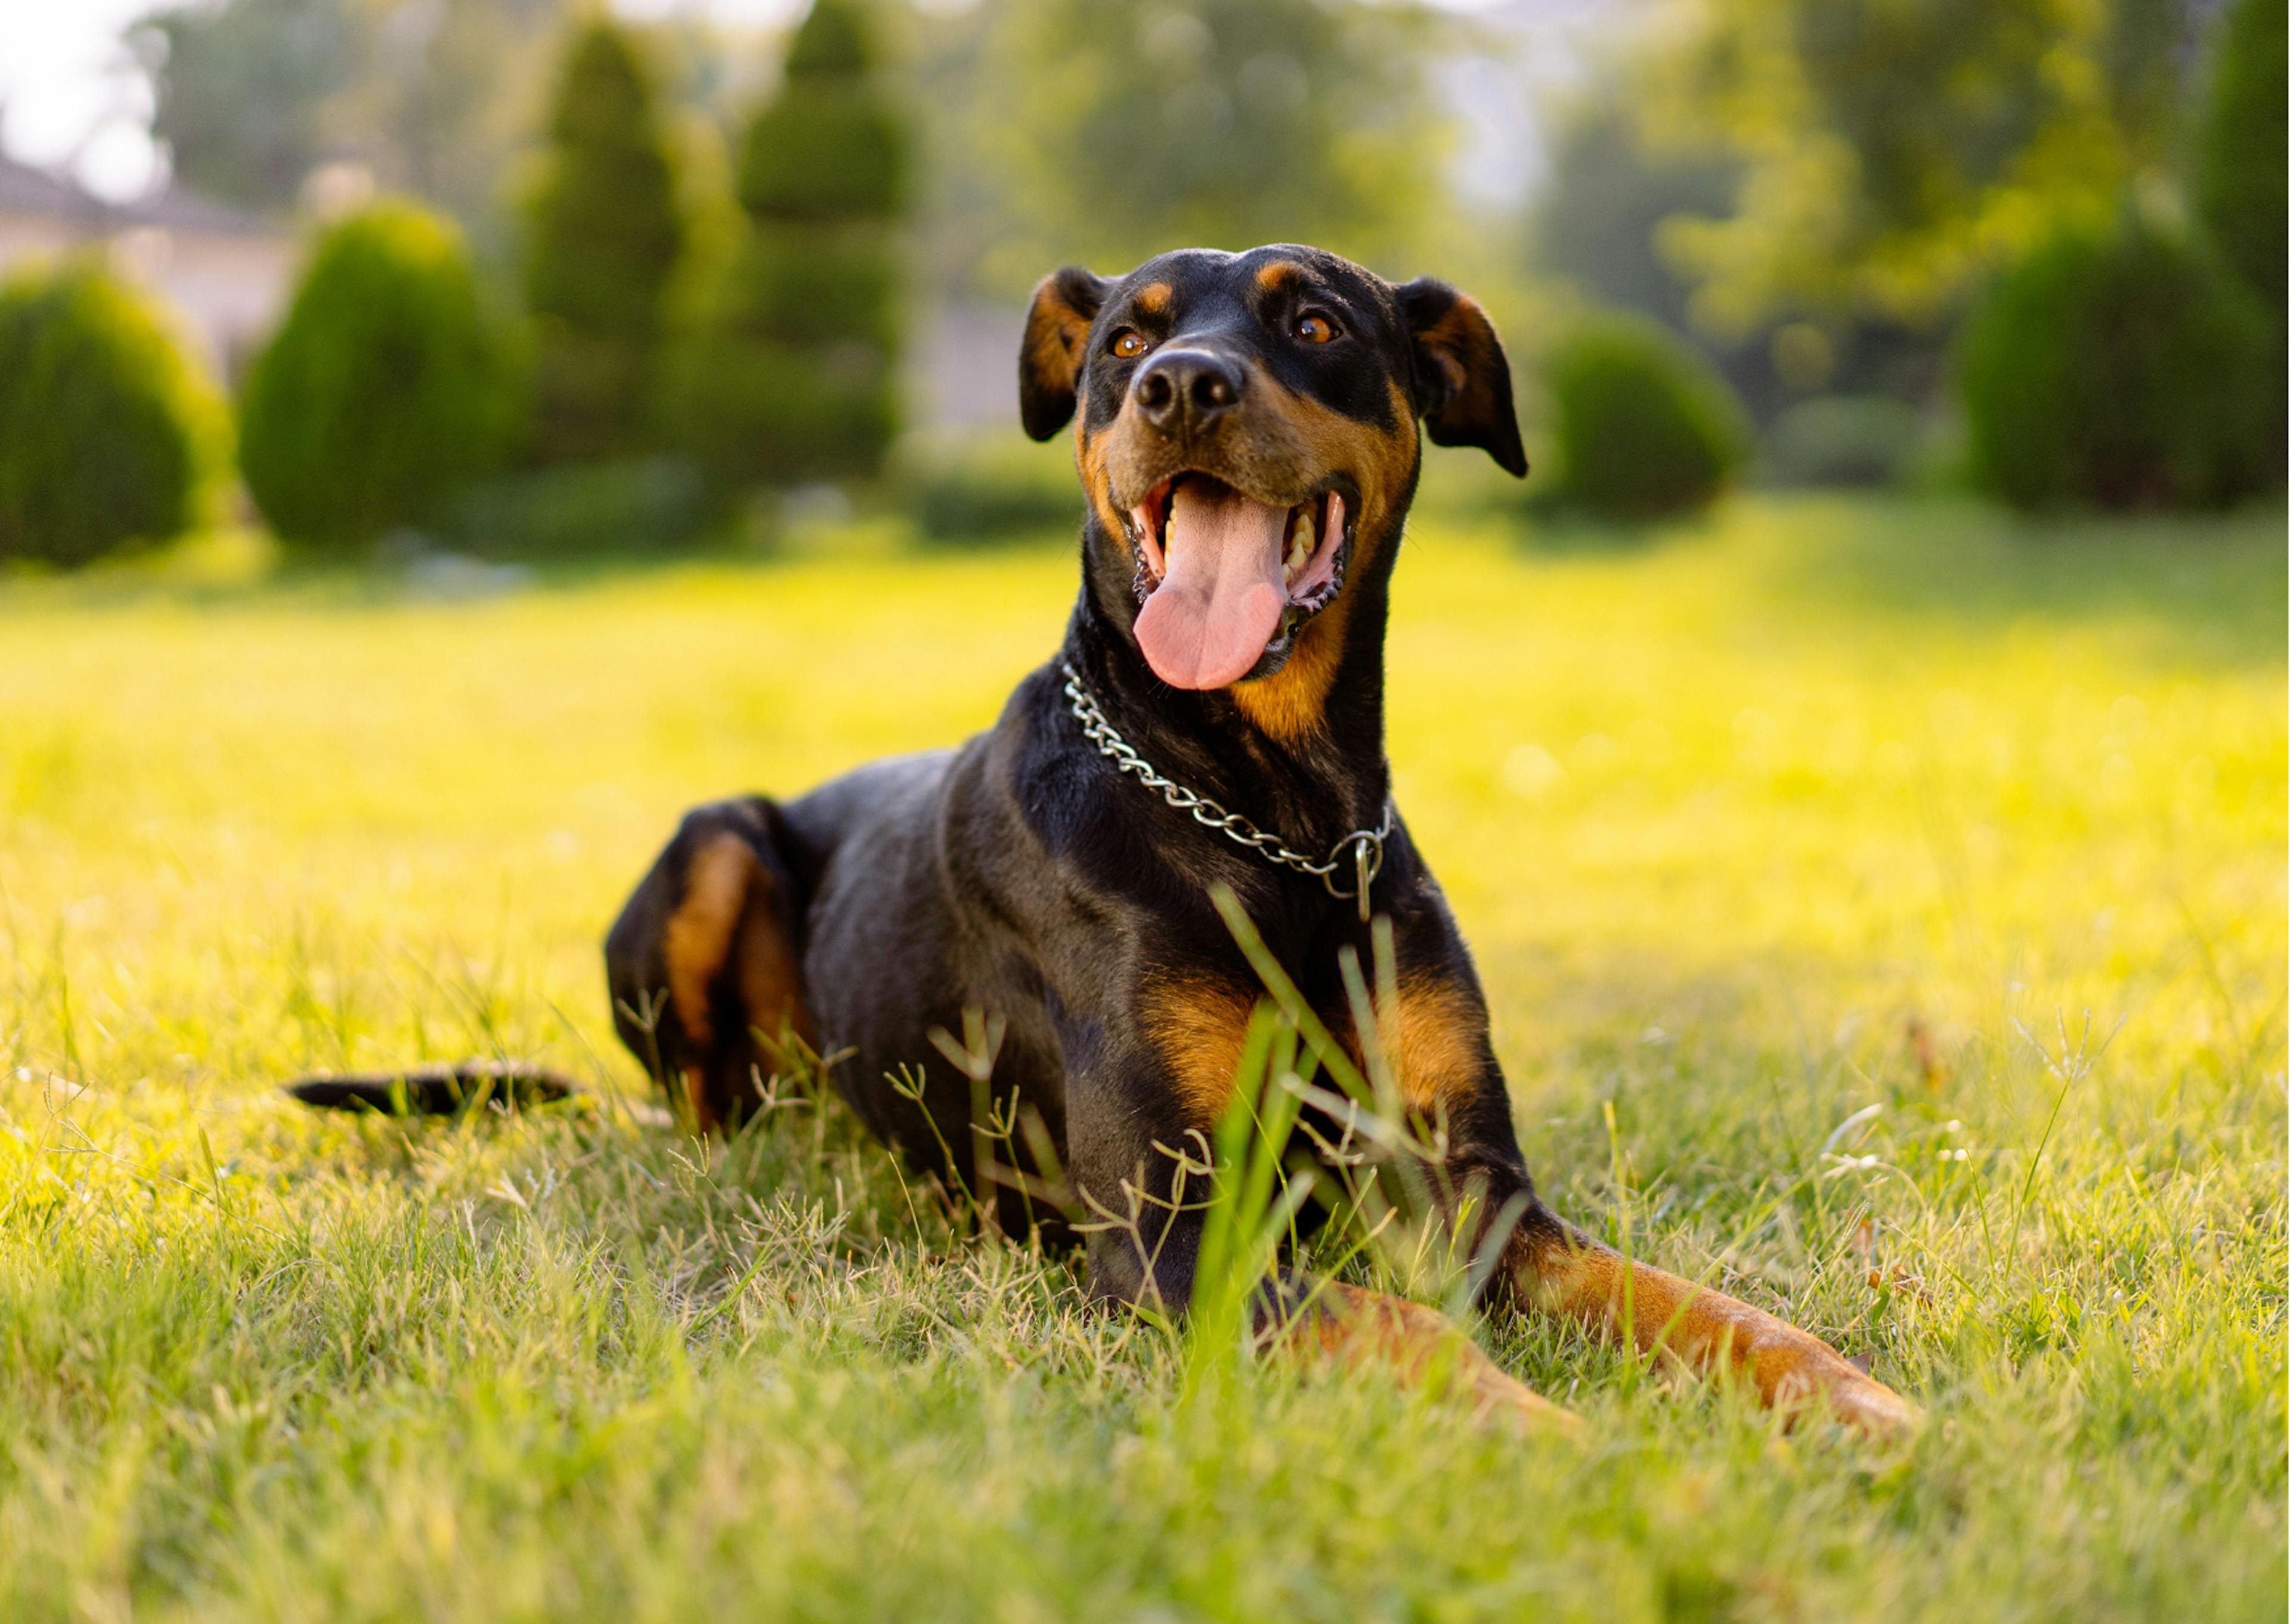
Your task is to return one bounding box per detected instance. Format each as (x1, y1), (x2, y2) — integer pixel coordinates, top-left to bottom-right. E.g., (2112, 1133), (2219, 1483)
(1019, 244), (1524, 703)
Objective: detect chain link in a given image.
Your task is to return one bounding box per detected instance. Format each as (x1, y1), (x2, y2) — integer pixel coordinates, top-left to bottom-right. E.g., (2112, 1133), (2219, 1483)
(1060, 660), (1392, 917)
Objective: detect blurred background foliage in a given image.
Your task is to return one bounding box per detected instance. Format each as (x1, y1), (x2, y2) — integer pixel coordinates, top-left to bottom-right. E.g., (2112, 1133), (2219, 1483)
(521, 18), (688, 467)
(237, 200), (527, 548)
(676, 0), (908, 490)
(1540, 310), (1750, 520)
(1641, 0), (2199, 330)
(0, 0), (2278, 565)
(0, 256), (228, 566)
(974, 0), (1441, 280)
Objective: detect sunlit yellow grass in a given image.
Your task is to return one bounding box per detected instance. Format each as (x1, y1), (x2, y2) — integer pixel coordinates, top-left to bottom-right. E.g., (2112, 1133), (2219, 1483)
(1, 489), (2282, 1620)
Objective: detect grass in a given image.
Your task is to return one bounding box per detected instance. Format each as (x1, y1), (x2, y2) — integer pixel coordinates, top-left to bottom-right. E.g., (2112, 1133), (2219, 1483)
(1, 488), (2282, 1621)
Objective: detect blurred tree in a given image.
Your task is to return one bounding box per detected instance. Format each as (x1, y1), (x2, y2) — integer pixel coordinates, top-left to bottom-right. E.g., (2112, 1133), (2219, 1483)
(1534, 103), (1735, 339)
(1956, 204), (2277, 510)
(671, 0), (906, 488)
(1531, 98), (1948, 423)
(0, 259), (227, 566)
(348, 0), (572, 231)
(141, 0), (356, 209)
(240, 201), (526, 547)
(140, 0), (570, 233)
(985, 0), (1442, 278)
(1648, 0), (2205, 329)
(521, 20), (686, 464)
(2192, 0), (2286, 317)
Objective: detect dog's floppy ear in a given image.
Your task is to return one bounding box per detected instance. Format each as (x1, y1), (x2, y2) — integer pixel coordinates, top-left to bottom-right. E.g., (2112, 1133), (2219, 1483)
(1019, 266), (1113, 441)
(1394, 277), (1527, 478)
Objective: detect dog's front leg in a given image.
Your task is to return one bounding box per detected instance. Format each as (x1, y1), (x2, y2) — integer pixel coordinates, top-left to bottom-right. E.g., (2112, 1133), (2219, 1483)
(1269, 1277), (1580, 1434)
(1059, 1037), (1574, 1433)
(1498, 1204), (1923, 1437)
(1358, 921), (1920, 1436)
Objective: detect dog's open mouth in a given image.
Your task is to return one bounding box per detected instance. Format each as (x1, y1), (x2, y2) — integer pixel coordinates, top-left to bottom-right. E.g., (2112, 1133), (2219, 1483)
(1125, 473), (1350, 689)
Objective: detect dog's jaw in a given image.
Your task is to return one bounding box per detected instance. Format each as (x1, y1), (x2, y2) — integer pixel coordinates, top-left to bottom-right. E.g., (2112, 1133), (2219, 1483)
(1122, 475), (1354, 687)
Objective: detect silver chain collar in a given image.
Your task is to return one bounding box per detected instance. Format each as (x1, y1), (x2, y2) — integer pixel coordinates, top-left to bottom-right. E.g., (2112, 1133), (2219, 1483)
(1059, 660), (1393, 921)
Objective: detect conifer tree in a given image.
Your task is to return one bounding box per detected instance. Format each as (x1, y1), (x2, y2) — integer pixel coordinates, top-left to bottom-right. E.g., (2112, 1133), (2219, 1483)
(523, 20), (685, 463)
(677, 0), (906, 488)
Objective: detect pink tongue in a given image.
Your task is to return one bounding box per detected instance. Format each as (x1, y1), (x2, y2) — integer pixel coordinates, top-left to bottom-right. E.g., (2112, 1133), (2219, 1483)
(1134, 482), (1289, 689)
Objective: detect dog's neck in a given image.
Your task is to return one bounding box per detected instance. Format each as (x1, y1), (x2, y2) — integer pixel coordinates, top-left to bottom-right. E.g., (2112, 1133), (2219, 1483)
(1062, 509), (1401, 855)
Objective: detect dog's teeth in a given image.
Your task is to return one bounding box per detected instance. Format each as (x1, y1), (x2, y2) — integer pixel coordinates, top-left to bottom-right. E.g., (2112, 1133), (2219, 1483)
(1284, 507), (1315, 582)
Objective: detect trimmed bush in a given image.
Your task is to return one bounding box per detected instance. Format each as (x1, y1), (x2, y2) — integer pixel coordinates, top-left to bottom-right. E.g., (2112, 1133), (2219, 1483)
(1543, 314), (1749, 520)
(674, 0), (905, 489)
(240, 201), (524, 548)
(444, 457), (708, 557)
(1956, 210), (2278, 511)
(522, 20), (685, 464)
(2194, 0), (2286, 316)
(0, 257), (224, 566)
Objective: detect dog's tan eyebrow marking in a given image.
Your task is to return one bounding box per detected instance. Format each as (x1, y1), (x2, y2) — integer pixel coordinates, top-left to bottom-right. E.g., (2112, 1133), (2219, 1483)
(1133, 281), (1172, 316)
(1253, 259), (1308, 293)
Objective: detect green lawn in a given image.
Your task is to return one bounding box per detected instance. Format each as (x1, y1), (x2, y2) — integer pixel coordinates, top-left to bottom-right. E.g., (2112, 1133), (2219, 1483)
(2, 491), (2282, 1621)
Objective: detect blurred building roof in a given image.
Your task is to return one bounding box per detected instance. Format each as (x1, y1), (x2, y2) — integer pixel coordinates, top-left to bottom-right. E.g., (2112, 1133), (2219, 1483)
(0, 154), (295, 373)
(0, 154), (280, 237)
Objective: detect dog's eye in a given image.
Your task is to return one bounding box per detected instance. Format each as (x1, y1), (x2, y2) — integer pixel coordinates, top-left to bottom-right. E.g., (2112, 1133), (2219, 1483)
(1111, 331), (1149, 359)
(1295, 313), (1338, 344)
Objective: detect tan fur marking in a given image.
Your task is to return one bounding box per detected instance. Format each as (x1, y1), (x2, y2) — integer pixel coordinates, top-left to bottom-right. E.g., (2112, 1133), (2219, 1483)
(1140, 977), (1258, 1125)
(1277, 376), (1421, 537)
(677, 1066), (714, 1131)
(1021, 271), (1103, 444)
(1227, 376), (1419, 740)
(1025, 314), (1084, 397)
(1409, 290), (1520, 470)
(1296, 1281), (1578, 1433)
(732, 882), (815, 1051)
(1076, 416), (1129, 550)
(1415, 299), (1479, 399)
(1231, 609), (1347, 740)
(1134, 281), (1172, 316)
(1512, 1228), (1923, 1436)
(663, 833), (754, 1053)
(1388, 977), (1484, 1109)
(1253, 259), (1305, 293)
(1023, 275), (1092, 390)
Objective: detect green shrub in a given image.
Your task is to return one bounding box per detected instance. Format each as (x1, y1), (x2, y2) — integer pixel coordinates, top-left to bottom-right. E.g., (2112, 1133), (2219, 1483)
(522, 20), (685, 464)
(1763, 395), (1924, 489)
(443, 457), (708, 557)
(2193, 0), (2286, 316)
(0, 257), (224, 566)
(895, 432), (1078, 543)
(675, 0), (905, 491)
(1543, 314), (1749, 520)
(1956, 209), (2279, 511)
(240, 202), (524, 548)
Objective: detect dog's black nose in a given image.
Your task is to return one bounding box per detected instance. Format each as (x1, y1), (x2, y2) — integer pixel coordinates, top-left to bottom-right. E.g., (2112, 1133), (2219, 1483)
(1132, 348), (1243, 435)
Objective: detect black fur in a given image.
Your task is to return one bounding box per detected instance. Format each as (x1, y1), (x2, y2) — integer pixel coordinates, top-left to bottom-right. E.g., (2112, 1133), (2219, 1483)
(284, 1062), (577, 1115)
(603, 245), (1550, 1309)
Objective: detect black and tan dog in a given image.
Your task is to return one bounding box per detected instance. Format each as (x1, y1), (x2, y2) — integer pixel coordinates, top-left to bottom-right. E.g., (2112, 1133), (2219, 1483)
(310, 245), (1916, 1434)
